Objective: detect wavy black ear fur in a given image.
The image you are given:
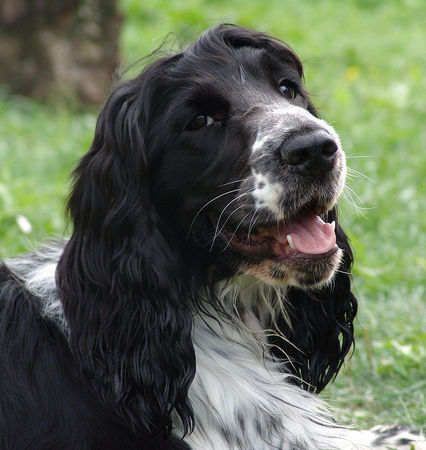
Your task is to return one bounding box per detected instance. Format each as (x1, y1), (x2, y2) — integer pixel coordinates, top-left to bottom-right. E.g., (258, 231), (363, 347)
(56, 57), (196, 443)
(269, 208), (358, 393)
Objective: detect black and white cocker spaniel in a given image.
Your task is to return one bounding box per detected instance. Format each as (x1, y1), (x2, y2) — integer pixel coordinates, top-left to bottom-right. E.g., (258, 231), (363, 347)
(1, 24), (423, 450)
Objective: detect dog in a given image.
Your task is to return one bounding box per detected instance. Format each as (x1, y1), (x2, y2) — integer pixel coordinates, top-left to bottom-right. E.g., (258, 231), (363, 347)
(1, 24), (423, 449)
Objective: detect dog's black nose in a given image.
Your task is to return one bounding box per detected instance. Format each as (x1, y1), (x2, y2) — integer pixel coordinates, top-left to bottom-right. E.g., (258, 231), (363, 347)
(281, 131), (338, 175)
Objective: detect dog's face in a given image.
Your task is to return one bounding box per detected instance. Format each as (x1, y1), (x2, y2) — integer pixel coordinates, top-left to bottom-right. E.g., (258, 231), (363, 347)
(146, 34), (346, 288)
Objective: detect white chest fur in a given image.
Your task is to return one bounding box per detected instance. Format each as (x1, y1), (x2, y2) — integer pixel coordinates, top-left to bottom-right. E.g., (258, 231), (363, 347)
(179, 314), (353, 450)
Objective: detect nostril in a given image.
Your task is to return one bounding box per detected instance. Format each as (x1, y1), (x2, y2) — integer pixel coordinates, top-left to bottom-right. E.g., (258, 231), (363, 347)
(322, 140), (338, 157)
(287, 148), (309, 166)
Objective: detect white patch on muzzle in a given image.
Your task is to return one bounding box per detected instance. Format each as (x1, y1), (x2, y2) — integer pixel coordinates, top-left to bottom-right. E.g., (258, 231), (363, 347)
(249, 105), (345, 217)
(252, 170), (284, 216)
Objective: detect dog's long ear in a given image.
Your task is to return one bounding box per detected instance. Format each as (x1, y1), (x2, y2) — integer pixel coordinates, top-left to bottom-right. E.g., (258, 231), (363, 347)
(56, 58), (195, 441)
(270, 207), (358, 393)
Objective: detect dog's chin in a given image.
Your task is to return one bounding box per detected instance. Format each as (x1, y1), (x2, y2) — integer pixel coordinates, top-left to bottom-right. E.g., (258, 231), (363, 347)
(241, 247), (342, 288)
(218, 202), (342, 287)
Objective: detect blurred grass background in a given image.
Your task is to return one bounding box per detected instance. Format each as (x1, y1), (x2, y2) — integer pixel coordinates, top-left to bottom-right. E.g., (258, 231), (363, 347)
(0, 0), (425, 432)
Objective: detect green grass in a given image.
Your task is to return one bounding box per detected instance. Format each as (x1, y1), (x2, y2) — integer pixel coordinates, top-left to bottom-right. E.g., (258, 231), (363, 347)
(1, 0), (425, 433)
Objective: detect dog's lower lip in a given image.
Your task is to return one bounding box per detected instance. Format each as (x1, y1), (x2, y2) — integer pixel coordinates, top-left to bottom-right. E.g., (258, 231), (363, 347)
(274, 245), (339, 262)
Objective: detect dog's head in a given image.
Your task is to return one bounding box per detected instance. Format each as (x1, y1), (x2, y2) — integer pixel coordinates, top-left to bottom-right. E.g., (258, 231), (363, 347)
(145, 26), (347, 288)
(57, 24), (357, 440)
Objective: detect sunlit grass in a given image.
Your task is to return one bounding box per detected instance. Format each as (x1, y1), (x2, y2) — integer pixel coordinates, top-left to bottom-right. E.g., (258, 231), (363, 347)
(1, 0), (424, 432)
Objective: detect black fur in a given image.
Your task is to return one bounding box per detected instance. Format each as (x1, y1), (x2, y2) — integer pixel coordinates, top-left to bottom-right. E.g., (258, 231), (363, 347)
(0, 262), (190, 449)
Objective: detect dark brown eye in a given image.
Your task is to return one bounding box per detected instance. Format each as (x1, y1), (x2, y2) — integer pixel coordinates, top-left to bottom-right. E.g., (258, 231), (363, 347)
(187, 114), (215, 130)
(279, 80), (298, 100)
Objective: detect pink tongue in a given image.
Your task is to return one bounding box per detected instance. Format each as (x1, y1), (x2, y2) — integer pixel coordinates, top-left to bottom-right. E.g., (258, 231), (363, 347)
(277, 214), (336, 255)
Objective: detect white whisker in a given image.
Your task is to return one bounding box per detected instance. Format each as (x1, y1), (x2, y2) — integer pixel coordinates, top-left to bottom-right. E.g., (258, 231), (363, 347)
(218, 179), (246, 188)
(210, 203), (247, 252)
(247, 207), (261, 242)
(221, 212), (252, 253)
(336, 269), (352, 276)
(342, 189), (365, 217)
(342, 187), (376, 218)
(186, 188), (241, 237)
(344, 185), (365, 204)
(344, 185), (376, 211)
(347, 167), (376, 184)
(209, 190), (254, 251)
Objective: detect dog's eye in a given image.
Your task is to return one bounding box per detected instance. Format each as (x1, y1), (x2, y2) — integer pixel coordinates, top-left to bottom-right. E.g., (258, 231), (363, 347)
(279, 80), (298, 100)
(187, 114), (215, 130)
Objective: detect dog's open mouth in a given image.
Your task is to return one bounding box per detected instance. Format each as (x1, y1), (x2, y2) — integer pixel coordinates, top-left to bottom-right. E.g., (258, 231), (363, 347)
(224, 210), (337, 261)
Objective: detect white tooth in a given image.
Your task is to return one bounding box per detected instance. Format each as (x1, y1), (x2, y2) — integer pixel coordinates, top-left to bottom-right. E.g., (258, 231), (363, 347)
(330, 221), (336, 231)
(287, 235), (297, 249)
